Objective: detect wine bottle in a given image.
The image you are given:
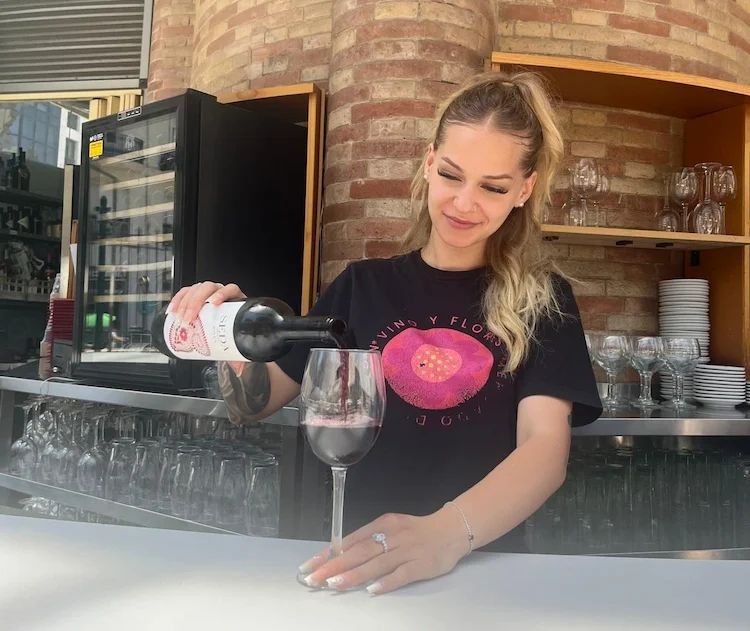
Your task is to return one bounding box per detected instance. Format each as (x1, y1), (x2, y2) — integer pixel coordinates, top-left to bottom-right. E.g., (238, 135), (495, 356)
(151, 297), (347, 363)
(6, 154), (17, 189)
(17, 148), (30, 192)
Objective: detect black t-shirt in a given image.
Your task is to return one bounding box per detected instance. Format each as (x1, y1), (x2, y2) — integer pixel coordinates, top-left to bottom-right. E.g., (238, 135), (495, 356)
(276, 250), (602, 552)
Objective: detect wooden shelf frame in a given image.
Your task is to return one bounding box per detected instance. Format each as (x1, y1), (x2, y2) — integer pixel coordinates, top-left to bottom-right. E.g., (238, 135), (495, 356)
(541, 225), (750, 250)
(490, 52), (750, 376)
(217, 83), (325, 315)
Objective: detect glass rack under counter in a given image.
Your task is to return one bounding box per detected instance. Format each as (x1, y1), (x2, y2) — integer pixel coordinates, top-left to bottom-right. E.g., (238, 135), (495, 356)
(0, 375), (295, 539)
(4, 374), (750, 556)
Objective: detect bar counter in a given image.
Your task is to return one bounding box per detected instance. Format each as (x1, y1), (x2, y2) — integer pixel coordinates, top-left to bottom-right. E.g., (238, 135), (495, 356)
(0, 514), (746, 630)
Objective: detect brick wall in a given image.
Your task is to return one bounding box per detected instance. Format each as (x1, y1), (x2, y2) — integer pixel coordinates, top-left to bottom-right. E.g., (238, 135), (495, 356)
(190, 0), (333, 95)
(146, 0), (749, 344)
(497, 0), (750, 83)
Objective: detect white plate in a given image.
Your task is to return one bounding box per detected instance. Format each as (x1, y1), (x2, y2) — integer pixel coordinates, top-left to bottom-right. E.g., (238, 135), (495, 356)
(695, 397), (744, 408)
(694, 380), (745, 387)
(695, 365), (745, 371)
(693, 385), (745, 393)
(659, 279), (709, 285)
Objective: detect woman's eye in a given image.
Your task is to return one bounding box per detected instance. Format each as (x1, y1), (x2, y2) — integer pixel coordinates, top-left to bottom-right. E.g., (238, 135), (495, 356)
(437, 170), (459, 181)
(484, 186), (508, 195)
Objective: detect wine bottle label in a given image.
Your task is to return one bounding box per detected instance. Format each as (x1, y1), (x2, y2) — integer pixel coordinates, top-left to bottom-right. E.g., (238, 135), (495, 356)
(162, 301), (246, 361)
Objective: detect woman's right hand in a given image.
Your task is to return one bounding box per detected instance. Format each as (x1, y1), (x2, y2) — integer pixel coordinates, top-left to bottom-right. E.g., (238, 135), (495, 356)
(168, 281), (246, 324)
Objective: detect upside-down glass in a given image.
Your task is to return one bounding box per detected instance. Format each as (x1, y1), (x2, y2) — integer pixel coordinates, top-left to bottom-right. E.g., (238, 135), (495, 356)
(655, 174), (680, 232)
(296, 349), (387, 589)
(10, 401), (38, 479)
(628, 336), (664, 409)
(712, 165), (736, 235)
(693, 163), (722, 234)
(669, 168), (698, 232)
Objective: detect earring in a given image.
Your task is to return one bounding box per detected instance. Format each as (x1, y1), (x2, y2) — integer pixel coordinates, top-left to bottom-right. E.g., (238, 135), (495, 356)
(518, 201), (525, 208)
(424, 173), (429, 181)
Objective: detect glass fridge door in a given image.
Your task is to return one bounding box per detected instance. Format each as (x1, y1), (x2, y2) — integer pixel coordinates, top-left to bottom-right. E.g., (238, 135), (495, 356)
(80, 112), (177, 365)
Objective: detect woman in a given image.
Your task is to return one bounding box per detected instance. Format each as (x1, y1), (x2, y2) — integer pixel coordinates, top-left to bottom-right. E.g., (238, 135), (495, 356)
(169, 71), (602, 594)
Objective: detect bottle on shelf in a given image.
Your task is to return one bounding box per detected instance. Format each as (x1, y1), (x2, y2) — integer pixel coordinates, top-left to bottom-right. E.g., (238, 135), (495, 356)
(38, 273), (62, 380)
(5, 153), (17, 189)
(17, 148), (30, 192)
(3, 205), (17, 231)
(151, 297), (347, 363)
(0, 157), (5, 187)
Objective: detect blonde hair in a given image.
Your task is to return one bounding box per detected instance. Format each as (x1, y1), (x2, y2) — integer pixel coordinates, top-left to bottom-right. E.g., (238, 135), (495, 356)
(402, 70), (567, 373)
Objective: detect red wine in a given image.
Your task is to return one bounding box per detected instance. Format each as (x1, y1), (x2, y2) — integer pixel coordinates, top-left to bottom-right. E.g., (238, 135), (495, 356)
(302, 416), (381, 467)
(152, 297), (346, 363)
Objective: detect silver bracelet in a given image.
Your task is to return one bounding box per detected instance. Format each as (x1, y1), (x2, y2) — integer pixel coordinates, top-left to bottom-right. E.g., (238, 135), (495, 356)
(445, 501), (474, 556)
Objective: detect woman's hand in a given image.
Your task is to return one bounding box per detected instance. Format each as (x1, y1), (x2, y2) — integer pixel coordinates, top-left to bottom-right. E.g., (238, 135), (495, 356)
(298, 506), (469, 595)
(168, 281), (246, 324)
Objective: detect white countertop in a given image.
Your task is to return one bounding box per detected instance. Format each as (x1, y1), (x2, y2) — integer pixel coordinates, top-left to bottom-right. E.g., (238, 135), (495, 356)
(0, 515), (746, 630)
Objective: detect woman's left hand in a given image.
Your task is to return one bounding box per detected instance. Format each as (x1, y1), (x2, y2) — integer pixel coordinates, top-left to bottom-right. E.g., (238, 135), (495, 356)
(298, 506), (469, 595)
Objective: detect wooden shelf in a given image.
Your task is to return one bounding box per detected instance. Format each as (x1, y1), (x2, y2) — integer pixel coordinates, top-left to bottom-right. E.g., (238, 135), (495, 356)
(490, 52), (750, 119)
(218, 83), (318, 125)
(99, 172), (174, 192)
(93, 234), (172, 246)
(97, 202), (173, 220)
(91, 293), (171, 303)
(91, 261), (172, 273)
(541, 225), (750, 250)
(0, 187), (61, 207)
(95, 143), (176, 166)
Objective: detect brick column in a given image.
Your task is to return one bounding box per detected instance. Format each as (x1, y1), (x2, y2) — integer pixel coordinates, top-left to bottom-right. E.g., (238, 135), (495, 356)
(147, 0), (196, 103)
(320, 0), (494, 285)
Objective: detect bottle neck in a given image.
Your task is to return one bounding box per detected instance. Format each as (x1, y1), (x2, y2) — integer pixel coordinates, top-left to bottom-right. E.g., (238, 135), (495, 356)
(277, 316), (346, 345)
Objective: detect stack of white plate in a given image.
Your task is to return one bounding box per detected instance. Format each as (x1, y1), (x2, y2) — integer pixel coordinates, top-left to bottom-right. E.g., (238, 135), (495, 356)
(659, 371), (694, 401)
(746, 381), (750, 406)
(658, 279), (710, 360)
(693, 365), (746, 408)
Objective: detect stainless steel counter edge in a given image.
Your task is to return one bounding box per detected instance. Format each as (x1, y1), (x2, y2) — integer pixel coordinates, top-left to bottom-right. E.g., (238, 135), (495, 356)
(0, 472), (239, 535)
(1, 376), (749, 435)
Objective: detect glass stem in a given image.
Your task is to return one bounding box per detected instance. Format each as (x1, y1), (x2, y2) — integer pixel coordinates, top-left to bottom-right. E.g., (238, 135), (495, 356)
(606, 371), (618, 402)
(674, 372), (685, 404)
(330, 466), (347, 558)
(639, 371), (653, 401)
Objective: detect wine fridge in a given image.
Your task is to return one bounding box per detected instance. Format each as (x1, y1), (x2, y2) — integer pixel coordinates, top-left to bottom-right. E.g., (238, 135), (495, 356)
(72, 89), (308, 393)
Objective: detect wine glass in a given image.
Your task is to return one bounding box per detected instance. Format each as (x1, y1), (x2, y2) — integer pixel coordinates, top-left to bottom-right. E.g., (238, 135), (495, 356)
(296, 349), (387, 590)
(628, 336), (664, 409)
(591, 335), (630, 408)
(655, 174), (680, 232)
(669, 168), (698, 232)
(10, 401), (39, 479)
(661, 337), (701, 411)
(588, 165), (610, 227)
(712, 166), (736, 235)
(569, 159), (599, 227)
(693, 163), (722, 234)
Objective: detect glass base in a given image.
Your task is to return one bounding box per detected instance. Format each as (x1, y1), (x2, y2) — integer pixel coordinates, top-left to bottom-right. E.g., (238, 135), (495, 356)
(662, 399), (696, 412)
(295, 570), (371, 593)
(631, 398), (661, 409)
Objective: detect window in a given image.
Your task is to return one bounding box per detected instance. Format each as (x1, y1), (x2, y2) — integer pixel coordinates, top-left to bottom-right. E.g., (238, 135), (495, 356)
(67, 112), (79, 130)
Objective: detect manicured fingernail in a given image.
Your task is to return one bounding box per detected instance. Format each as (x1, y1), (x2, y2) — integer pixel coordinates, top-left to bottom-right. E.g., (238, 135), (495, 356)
(366, 582), (383, 595)
(298, 555), (321, 574)
(326, 576), (344, 588)
(303, 575), (319, 587)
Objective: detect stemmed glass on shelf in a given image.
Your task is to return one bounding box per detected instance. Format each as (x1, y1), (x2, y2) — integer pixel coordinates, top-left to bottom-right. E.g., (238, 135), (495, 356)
(627, 336), (664, 409)
(588, 334), (630, 409)
(10, 400), (39, 479)
(296, 348), (387, 590)
(661, 337), (701, 411)
(568, 158), (599, 227)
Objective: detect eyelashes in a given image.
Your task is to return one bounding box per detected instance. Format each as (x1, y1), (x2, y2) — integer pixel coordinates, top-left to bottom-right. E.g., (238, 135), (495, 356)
(436, 170), (508, 195)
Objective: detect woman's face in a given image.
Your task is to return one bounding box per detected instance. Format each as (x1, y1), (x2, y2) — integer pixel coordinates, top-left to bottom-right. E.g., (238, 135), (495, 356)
(424, 122), (537, 255)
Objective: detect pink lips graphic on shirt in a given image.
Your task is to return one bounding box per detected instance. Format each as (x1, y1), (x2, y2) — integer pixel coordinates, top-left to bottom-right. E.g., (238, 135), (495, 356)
(382, 328), (493, 410)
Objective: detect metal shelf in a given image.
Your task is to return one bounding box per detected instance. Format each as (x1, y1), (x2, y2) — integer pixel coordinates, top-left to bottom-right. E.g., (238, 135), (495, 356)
(99, 172), (174, 192)
(0, 376), (298, 426)
(573, 408), (750, 436)
(0, 472), (237, 535)
(0, 187), (62, 207)
(0, 228), (60, 243)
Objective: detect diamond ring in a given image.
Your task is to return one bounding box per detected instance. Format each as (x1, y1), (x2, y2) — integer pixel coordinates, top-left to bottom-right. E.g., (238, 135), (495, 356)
(372, 532), (388, 554)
